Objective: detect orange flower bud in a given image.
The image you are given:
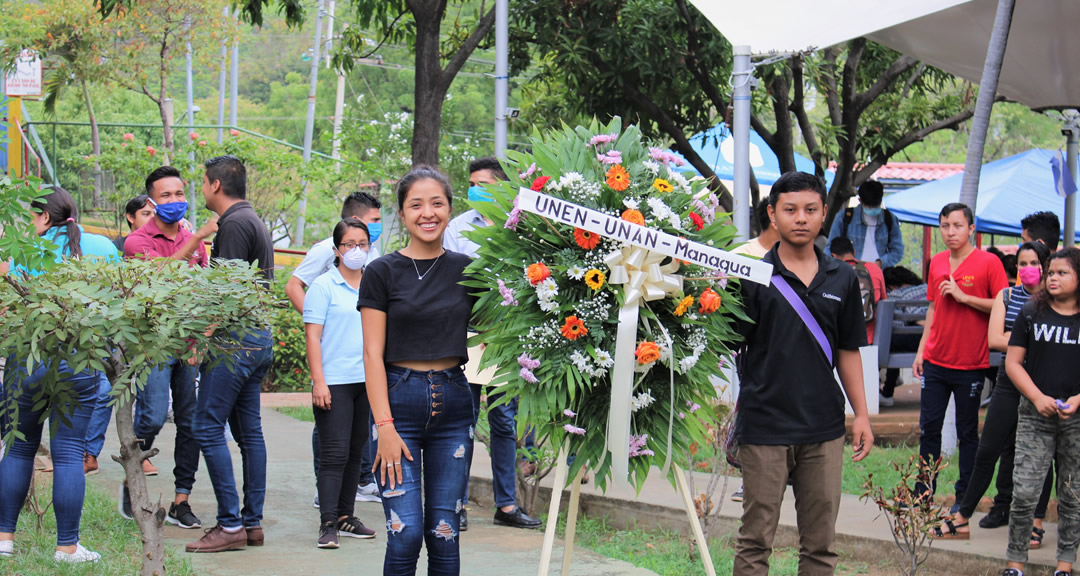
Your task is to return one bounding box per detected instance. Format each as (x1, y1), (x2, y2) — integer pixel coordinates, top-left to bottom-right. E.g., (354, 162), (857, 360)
(699, 288), (722, 314)
(635, 341), (661, 364)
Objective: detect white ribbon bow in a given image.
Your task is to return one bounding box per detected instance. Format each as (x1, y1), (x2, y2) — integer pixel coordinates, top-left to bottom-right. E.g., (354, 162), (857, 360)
(603, 246), (683, 485)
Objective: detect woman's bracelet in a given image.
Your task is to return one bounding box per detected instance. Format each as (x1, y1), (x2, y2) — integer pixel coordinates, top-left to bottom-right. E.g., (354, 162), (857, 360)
(375, 418), (395, 427)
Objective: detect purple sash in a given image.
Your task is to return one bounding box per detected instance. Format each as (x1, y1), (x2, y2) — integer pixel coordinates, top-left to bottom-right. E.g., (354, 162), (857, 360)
(771, 274), (834, 366)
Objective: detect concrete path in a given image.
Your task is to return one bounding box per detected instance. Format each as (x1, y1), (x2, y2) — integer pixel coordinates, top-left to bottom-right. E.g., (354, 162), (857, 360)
(86, 405), (656, 576)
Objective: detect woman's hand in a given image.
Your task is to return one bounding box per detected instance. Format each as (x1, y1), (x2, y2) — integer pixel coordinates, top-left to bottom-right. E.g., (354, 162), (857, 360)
(1058, 395), (1080, 420)
(312, 381), (331, 411)
(372, 424), (414, 490)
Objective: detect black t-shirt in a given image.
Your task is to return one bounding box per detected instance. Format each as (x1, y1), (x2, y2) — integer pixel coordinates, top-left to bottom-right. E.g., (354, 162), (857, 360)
(735, 245), (867, 445)
(114, 235), (128, 253)
(1009, 300), (1080, 399)
(211, 201), (275, 284)
(357, 250), (476, 365)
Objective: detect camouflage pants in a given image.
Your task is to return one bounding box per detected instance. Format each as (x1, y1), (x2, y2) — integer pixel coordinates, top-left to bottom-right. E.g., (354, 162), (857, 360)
(1008, 397), (1080, 564)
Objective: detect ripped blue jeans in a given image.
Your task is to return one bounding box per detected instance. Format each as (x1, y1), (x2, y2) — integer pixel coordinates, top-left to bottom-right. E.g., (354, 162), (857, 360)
(377, 365), (473, 576)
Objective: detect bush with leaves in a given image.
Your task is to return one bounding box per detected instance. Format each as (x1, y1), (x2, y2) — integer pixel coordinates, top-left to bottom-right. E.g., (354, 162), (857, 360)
(265, 270), (309, 392)
(0, 209), (272, 576)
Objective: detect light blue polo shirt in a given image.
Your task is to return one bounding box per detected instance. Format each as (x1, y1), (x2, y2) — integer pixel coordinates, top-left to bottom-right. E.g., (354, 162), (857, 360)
(302, 266), (366, 385)
(13, 225), (120, 277)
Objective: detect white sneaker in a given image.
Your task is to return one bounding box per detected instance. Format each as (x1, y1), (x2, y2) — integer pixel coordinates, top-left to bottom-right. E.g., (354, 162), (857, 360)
(0, 540), (13, 557)
(355, 482), (382, 503)
(879, 395), (895, 407)
(313, 491), (320, 509)
(54, 543), (100, 564)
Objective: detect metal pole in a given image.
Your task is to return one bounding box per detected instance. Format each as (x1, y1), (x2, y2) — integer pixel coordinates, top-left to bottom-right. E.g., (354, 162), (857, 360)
(325, 0), (335, 68)
(185, 15), (197, 227)
(1065, 110), (1079, 248)
(493, 0), (508, 159)
(217, 7), (228, 142)
(732, 45), (752, 242)
(331, 28), (347, 167)
(230, 12), (239, 128)
(296, 0), (325, 246)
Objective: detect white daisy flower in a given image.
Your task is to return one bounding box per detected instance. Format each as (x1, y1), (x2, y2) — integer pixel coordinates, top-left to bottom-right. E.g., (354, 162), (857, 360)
(595, 350), (614, 368)
(535, 278), (559, 300)
(570, 351), (590, 372)
(567, 266), (586, 280)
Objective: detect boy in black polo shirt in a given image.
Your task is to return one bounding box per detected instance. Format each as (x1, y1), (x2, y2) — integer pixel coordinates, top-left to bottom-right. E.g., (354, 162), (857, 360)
(733, 172), (874, 576)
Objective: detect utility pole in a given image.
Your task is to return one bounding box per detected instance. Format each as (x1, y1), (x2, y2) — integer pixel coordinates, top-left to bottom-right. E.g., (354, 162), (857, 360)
(184, 15), (197, 227)
(493, 0), (508, 159)
(296, 0), (325, 246)
(731, 45), (752, 242)
(1065, 110), (1079, 248)
(229, 10), (239, 128)
(217, 7), (228, 142)
(325, 0), (336, 68)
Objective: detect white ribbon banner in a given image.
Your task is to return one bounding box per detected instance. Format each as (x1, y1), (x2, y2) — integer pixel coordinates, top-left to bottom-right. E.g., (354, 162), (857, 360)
(517, 188), (774, 285)
(516, 187), (773, 485)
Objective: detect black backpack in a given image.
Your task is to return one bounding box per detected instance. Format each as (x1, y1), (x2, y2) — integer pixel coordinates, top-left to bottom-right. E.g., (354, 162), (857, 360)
(841, 207), (894, 239)
(851, 261), (877, 323)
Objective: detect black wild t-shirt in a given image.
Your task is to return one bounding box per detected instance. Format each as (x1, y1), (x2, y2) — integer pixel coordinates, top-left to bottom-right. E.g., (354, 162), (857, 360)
(1009, 300), (1080, 399)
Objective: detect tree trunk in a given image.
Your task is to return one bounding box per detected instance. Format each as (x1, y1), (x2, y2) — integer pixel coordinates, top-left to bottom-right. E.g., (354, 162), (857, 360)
(410, 5), (447, 167)
(109, 371), (167, 576)
(80, 80), (103, 209)
(958, 0), (1016, 211)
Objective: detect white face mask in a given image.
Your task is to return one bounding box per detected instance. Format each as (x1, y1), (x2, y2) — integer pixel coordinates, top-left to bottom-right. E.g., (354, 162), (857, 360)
(340, 246), (368, 270)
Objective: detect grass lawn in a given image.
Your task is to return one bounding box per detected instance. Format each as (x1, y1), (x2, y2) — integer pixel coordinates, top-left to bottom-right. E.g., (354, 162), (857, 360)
(4, 477), (195, 576)
(275, 405), (314, 422)
(560, 514), (884, 576)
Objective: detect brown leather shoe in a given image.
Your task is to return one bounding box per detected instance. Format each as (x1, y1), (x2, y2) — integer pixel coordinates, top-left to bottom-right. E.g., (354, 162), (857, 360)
(142, 459), (158, 476)
(84, 453), (99, 475)
(185, 525), (247, 553)
(246, 526), (264, 546)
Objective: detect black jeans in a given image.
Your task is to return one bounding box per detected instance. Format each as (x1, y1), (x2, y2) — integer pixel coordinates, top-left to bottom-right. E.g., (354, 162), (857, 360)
(957, 369), (1054, 519)
(883, 333), (921, 398)
(313, 383), (370, 525)
(917, 361), (984, 499)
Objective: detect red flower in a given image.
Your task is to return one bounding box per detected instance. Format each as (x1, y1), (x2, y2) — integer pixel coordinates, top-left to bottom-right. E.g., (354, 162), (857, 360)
(689, 212), (705, 231)
(530, 176), (551, 191)
(198, 140), (207, 146)
(147, 146), (157, 156)
(189, 131), (199, 141)
(573, 228), (600, 250)
(230, 129), (240, 136)
(122, 133), (135, 142)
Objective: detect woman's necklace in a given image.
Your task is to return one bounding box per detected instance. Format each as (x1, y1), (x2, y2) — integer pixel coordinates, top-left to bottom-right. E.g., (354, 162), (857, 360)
(411, 253), (442, 280)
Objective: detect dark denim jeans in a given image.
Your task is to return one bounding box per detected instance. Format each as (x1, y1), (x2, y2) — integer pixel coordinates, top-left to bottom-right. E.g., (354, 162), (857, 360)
(465, 384), (520, 509)
(917, 361), (984, 499)
(193, 329), (273, 529)
(136, 356), (200, 495)
(0, 361), (99, 546)
(378, 365), (473, 576)
(84, 372), (113, 457)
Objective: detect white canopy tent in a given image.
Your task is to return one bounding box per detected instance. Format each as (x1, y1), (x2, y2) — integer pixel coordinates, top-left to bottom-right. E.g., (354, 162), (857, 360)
(686, 0), (1080, 241)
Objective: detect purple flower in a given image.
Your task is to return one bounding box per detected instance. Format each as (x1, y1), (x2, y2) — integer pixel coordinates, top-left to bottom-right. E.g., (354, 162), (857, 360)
(563, 409), (576, 418)
(597, 150), (623, 165)
(678, 412), (686, 420)
(517, 353), (540, 370)
(519, 368), (539, 384)
(648, 147), (685, 167)
(687, 401), (701, 413)
(589, 133), (617, 147)
(519, 163), (538, 179)
(498, 280), (518, 307)
(505, 195), (522, 230)
(629, 434), (654, 457)
(564, 424), (586, 435)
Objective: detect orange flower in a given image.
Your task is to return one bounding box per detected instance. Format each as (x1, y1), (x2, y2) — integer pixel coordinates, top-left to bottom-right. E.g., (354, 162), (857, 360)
(561, 316), (588, 340)
(606, 164), (631, 191)
(699, 288), (722, 314)
(526, 262), (551, 285)
(635, 341), (661, 364)
(674, 295), (694, 317)
(621, 209), (645, 225)
(573, 227), (600, 250)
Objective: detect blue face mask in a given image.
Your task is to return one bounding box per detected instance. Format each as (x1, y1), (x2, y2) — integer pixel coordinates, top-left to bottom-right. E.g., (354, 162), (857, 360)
(468, 185), (494, 203)
(366, 221), (382, 244)
(863, 206), (883, 218)
(150, 199), (188, 224)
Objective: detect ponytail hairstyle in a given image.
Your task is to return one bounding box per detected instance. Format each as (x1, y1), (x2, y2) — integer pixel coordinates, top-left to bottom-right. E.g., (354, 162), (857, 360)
(331, 217), (370, 267)
(31, 186), (82, 258)
(1034, 247), (1080, 313)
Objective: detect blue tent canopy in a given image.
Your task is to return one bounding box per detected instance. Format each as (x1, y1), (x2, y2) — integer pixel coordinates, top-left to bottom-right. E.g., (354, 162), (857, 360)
(883, 149), (1080, 240)
(669, 123), (835, 186)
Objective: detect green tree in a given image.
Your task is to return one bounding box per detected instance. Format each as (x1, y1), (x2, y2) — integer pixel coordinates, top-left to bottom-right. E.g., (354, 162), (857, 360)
(0, 177), (272, 576)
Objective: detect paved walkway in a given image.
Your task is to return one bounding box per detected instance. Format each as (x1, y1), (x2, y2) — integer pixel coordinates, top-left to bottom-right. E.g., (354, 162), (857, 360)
(86, 404), (656, 576)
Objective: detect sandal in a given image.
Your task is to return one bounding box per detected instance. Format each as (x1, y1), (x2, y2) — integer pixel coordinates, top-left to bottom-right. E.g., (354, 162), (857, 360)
(931, 519), (970, 540)
(1031, 527), (1045, 550)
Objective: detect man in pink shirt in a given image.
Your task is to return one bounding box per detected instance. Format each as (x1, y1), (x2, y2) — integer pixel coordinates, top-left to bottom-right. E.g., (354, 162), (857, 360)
(117, 166), (218, 529)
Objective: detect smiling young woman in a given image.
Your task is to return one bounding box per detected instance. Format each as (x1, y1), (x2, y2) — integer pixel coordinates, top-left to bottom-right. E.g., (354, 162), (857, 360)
(358, 165), (478, 576)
